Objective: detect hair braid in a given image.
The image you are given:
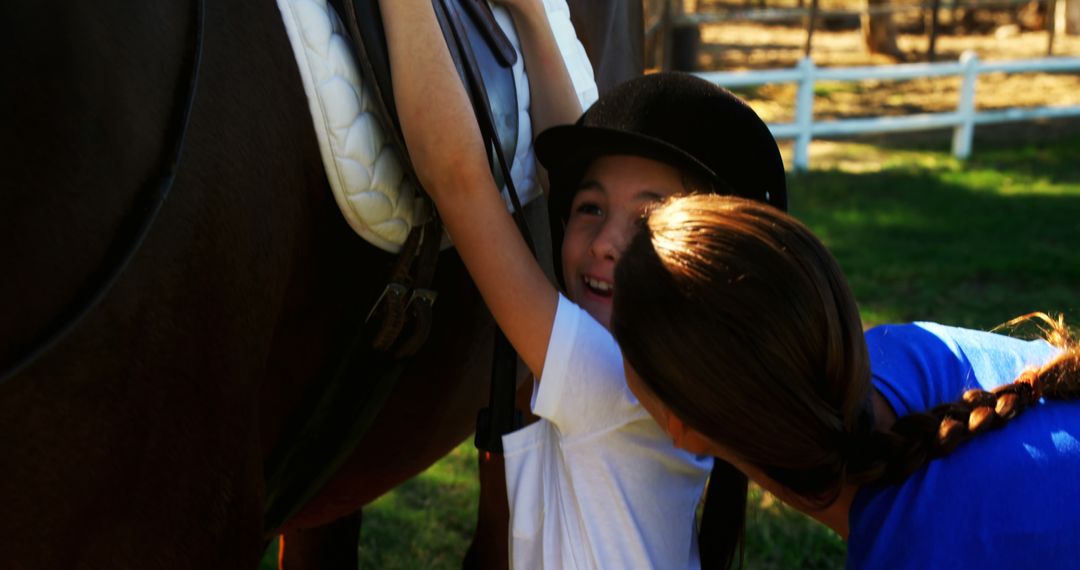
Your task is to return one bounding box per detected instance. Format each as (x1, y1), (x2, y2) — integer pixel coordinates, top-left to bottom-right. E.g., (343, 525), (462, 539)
(852, 316), (1080, 486)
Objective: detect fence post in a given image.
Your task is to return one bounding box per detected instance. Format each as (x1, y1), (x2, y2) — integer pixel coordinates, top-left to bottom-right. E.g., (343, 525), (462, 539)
(661, 0), (675, 70)
(793, 57), (816, 172)
(952, 50), (979, 160)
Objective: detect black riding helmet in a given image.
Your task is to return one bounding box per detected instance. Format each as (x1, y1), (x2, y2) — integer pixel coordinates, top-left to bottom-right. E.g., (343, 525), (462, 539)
(535, 72), (787, 287)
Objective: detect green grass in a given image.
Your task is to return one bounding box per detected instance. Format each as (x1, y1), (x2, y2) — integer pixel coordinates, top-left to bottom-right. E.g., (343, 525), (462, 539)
(357, 445), (479, 568)
(743, 486), (846, 569)
(263, 129), (1080, 569)
(792, 135), (1080, 329)
(812, 81), (866, 98)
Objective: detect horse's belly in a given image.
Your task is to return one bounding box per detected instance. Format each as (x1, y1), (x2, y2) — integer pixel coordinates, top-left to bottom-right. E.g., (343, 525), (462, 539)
(280, 249), (493, 530)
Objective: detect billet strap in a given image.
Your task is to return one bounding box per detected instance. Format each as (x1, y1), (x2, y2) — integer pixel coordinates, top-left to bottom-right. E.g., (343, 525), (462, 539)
(367, 224), (422, 351)
(263, 312), (409, 533)
(393, 217), (444, 358)
(368, 217), (444, 357)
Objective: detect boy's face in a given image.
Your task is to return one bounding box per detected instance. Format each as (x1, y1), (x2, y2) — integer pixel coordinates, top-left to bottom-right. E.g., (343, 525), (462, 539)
(561, 155), (685, 329)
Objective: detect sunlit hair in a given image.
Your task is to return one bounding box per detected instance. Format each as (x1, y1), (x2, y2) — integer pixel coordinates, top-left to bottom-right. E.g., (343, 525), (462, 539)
(614, 195), (871, 504)
(612, 195), (1080, 566)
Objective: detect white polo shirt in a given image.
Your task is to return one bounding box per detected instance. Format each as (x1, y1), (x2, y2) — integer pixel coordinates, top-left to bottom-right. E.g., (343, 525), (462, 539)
(502, 294), (713, 569)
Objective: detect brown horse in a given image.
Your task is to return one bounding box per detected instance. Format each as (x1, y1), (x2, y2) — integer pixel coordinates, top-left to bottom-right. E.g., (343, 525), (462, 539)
(0, 0), (642, 568)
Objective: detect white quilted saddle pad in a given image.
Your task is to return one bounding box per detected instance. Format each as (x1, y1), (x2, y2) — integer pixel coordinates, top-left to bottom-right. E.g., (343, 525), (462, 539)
(277, 0), (599, 253)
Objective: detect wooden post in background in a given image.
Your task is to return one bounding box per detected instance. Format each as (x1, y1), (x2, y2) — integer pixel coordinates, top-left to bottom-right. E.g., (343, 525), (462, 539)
(1046, 0), (1058, 54)
(804, 0), (821, 57)
(863, 0), (906, 60)
(1067, 0), (1080, 34)
(927, 0), (943, 61)
(669, 0), (702, 71)
(661, 0), (676, 70)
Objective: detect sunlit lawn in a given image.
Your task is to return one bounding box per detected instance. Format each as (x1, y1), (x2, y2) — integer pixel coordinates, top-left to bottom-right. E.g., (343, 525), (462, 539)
(792, 130), (1080, 330)
(263, 125), (1080, 569)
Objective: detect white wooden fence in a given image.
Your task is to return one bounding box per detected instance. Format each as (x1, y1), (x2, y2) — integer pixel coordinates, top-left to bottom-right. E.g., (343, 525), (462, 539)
(695, 52), (1080, 171)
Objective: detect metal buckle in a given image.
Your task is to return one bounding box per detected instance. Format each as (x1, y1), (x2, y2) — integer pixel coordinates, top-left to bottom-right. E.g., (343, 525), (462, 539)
(365, 282), (409, 324)
(406, 288), (438, 311)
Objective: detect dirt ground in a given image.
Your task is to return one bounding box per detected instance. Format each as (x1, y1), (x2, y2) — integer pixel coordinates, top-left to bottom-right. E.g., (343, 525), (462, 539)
(683, 14), (1080, 124)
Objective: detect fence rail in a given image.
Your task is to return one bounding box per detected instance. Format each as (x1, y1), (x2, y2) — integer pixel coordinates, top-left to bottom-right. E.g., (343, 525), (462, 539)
(695, 52), (1080, 171)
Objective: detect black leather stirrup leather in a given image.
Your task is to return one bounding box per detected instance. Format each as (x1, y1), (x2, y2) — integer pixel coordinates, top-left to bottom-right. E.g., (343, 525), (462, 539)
(434, 0), (534, 253)
(431, 0), (535, 455)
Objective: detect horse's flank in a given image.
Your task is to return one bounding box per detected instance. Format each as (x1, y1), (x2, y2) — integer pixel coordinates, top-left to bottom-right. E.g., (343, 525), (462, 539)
(1, 0), (495, 566)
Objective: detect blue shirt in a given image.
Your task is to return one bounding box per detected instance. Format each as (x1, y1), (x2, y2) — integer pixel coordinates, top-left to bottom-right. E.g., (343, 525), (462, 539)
(848, 322), (1080, 569)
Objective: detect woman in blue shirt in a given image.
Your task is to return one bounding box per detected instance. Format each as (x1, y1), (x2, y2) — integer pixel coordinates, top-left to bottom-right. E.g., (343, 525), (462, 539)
(610, 194), (1080, 568)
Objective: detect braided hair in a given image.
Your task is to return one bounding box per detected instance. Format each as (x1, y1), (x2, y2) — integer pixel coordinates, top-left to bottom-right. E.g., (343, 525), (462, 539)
(611, 195), (1079, 567)
(846, 313), (1080, 486)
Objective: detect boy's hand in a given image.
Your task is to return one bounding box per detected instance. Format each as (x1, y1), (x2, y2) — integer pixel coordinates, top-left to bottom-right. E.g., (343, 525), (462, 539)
(491, 0), (582, 196)
(452, 0), (586, 198)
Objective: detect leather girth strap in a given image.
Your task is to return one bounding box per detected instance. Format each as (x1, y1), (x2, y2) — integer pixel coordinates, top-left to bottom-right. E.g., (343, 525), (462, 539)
(263, 299), (409, 533)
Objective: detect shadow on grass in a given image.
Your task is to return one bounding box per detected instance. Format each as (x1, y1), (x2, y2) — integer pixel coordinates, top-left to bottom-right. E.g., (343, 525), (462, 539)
(791, 135), (1080, 329)
(744, 486), (846, 570)
(820, 119), (1080, 185)
(968, 133), (1080, 186)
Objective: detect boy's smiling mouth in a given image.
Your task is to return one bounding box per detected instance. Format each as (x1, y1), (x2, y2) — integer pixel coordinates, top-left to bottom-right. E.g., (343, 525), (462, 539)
(583, 275), (614, 298)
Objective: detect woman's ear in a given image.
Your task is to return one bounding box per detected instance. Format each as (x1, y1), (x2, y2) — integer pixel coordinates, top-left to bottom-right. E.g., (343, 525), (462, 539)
(665, 414), (718, 456)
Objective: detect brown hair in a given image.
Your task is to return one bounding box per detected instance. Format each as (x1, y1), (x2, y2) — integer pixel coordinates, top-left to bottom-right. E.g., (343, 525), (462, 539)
(612, 195), (1080, 566)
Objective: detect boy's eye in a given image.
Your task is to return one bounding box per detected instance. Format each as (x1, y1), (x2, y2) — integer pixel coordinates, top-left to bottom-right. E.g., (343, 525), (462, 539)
(572, 202), (603, 217)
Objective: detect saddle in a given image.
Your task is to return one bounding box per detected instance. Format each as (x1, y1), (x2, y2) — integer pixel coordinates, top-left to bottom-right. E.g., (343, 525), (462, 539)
(343, 0), (521, 193)
(276, 0), (546, 254)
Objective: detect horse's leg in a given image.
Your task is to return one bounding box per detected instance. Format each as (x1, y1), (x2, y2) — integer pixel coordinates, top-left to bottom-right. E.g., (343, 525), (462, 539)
(565, 0), (646, 93)
(280, 512), (363, 569)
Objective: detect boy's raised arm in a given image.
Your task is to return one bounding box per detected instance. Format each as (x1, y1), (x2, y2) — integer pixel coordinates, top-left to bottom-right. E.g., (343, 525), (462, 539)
(378, 0), (558, 378)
